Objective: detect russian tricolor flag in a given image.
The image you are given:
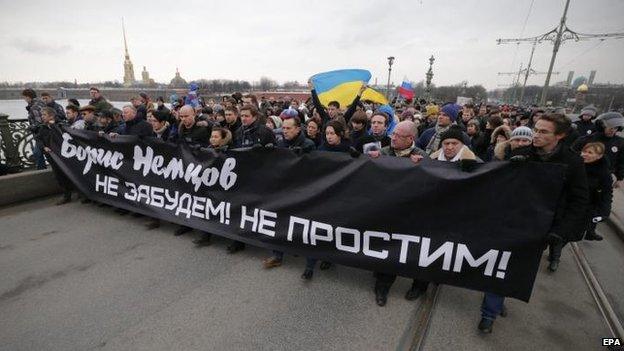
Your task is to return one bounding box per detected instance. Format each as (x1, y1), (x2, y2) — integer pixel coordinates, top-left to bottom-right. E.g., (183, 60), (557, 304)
(398, 81), (414, 100)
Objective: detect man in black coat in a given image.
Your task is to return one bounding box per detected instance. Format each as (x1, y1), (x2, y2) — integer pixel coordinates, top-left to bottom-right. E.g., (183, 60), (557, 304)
(36, 107), (73, 205)
(263, 117), (320, 279)
(527, 113), (589, 272)
(118, 105), (153, 137)
(41, 92), (67, 122)
(172, 105), (211, 238)
(234, 105), (276, 148)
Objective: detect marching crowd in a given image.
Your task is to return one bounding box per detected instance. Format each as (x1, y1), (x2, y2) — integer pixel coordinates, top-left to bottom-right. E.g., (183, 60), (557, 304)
(18, 84), (624, 333)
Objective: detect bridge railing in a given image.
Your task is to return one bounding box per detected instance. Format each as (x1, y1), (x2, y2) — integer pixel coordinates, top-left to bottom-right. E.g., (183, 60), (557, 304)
(0, 113), (37, 172)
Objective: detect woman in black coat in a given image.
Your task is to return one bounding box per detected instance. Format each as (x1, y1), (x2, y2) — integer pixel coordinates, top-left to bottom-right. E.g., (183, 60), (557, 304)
(580, 142), (613, 241)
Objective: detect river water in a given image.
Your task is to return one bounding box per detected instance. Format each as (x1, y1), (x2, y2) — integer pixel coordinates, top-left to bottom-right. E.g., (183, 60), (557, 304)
(0, 100), (130, 120)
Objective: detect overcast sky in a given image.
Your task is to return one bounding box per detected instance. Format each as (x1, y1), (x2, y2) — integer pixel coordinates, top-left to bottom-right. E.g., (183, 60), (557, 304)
(1, 0), (623, 89)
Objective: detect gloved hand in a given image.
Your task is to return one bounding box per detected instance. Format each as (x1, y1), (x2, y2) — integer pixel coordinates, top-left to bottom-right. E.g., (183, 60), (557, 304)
(545, 232), (564, 246)
(348, 147), (361, 158)
(458, 159), (478, 172)
(509, 155), (528, 163)
(291, 146), (303, 156)
(592, 216), (603, 223)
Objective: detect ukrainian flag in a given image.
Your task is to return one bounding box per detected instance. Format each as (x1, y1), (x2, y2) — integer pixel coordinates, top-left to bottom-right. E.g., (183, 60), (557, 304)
(311, 69), (388, 107)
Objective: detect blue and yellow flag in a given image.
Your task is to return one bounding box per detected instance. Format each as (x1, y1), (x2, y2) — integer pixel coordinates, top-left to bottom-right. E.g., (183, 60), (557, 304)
(311, 69), (388, 107)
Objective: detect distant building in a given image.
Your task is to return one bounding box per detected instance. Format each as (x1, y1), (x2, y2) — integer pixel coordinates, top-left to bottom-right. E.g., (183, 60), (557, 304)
(169, 68), (188, 88)
(141, 66), (155, 86)
(122, 18), (136, 87)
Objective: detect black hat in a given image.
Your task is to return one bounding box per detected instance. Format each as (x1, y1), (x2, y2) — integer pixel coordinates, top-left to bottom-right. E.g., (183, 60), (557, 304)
(440, 125), (465, 144)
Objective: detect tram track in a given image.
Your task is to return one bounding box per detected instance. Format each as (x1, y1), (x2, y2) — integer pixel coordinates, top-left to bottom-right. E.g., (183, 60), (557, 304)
(571, 239), (624, 340)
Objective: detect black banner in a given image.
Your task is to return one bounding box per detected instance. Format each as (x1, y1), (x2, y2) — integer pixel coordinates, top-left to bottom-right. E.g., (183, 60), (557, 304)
(48, 127), (565, 301)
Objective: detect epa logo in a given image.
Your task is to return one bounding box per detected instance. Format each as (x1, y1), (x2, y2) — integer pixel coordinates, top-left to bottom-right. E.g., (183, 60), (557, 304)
(603, 337), (623, 350)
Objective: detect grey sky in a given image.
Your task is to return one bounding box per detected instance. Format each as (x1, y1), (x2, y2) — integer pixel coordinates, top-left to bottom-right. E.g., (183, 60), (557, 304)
(1, 0), (623, 89)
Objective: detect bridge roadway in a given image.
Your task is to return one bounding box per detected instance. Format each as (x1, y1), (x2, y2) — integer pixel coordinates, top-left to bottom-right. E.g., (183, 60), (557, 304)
(0, 192), (623, 350)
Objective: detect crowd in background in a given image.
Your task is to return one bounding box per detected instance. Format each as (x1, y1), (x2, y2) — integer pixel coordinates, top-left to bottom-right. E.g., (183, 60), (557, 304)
(15, 83), (624, 334)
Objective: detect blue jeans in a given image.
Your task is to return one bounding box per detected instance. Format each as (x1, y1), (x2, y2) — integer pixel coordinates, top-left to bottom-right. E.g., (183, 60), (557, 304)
(481, 292), (505, 320)
(33, 142), (46, 170)
(272, 250), (316, 270)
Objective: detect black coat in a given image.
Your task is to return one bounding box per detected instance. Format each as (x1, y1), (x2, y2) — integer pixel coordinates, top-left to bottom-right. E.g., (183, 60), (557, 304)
(526, 144), (589, 242)
(573, 132), (624, 181)
(575, 120), (596, 138)
(584, 156), (612, 218)
(234, 120), (276, 148)
(318, 139), (352, 153)
(123, 118), (153, 137)
(177, 123), (210, 147)
(278, 131), (316, 154)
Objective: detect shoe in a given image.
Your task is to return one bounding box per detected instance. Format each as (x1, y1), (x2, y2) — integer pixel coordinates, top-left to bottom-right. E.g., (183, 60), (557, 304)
(56, 195), (71, 206)
(174, 226), (192, 236)
(145, 220), (160, 230)
(132, 212), (144, 218)
(500, 305), (508, 318)
(263, 257), (282, 269)
(548, 260), (559, 272)
(478, 318), (494, 333)
(375, 290), (388, 307)
(301, 269), (313, 280)
(227, 241), (245, 254)
(81, 198), (92, 204)
(193, 235), (212, 247)
(319, 261), (332, 270)
(405, 286), (426, 301)
(585, 232), (603, 241)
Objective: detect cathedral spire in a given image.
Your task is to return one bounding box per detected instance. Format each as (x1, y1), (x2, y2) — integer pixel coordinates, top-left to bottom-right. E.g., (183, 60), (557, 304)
(121, 17), (136, 87)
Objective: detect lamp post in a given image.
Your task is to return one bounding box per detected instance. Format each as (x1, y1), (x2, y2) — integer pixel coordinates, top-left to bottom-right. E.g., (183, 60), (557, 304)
(386, 56), (395, 99)
(425, 55), (435, 102)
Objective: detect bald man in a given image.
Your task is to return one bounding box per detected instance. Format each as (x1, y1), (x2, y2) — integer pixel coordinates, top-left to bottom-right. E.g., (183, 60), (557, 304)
(368, 120), (429, 306)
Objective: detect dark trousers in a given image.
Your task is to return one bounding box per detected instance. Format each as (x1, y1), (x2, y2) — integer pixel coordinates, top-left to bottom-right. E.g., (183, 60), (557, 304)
(272, 250), (316, 270)
(374, 272), (428, 294)
(548, 240), (566, 263)
(481, 292), (505, 320)
(46, 155), (72, 195)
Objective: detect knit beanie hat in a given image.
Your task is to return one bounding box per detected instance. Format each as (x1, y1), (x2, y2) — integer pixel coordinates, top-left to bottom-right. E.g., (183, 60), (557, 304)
(268, 115), (282, 129)
(440, 125), (465, 144)
(597, 112), (624, 129)
(440, 104), (460, 122)
(580, 104), (597, 118)
(510, 126), (533, 141)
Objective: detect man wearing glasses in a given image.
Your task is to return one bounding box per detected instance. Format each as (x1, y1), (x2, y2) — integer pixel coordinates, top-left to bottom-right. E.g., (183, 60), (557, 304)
(528, 113), (589, 272)
(368, 121), (429, 306)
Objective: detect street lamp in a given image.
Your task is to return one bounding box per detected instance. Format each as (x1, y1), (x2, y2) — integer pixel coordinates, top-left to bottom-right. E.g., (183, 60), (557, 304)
(386, 56), (395, 99)
(425, 55), (435, 102)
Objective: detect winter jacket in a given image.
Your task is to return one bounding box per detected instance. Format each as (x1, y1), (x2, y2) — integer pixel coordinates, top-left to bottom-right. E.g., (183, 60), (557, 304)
(381, 143), (427, 158)
(575, 120), (596, 138)
(318, 139), (352, 153)
(234, 120), (276, 148)
(26, 98), (46, 129)
(46, 101), (67, 121)
(177, 123), (210, 147)
(526, 144), (589, 242)
(278, 131), (316, 154)
(573, 132), (624, 181)
(584, 156), (613, 218)
(123, 117), (153, 137)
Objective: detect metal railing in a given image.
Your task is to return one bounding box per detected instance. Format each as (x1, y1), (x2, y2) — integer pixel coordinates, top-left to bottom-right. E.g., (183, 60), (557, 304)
(0, 113), (37, 172)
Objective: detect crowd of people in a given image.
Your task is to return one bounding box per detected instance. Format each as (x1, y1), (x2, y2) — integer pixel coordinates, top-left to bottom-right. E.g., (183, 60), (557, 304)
(18, 83), (624, 334)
